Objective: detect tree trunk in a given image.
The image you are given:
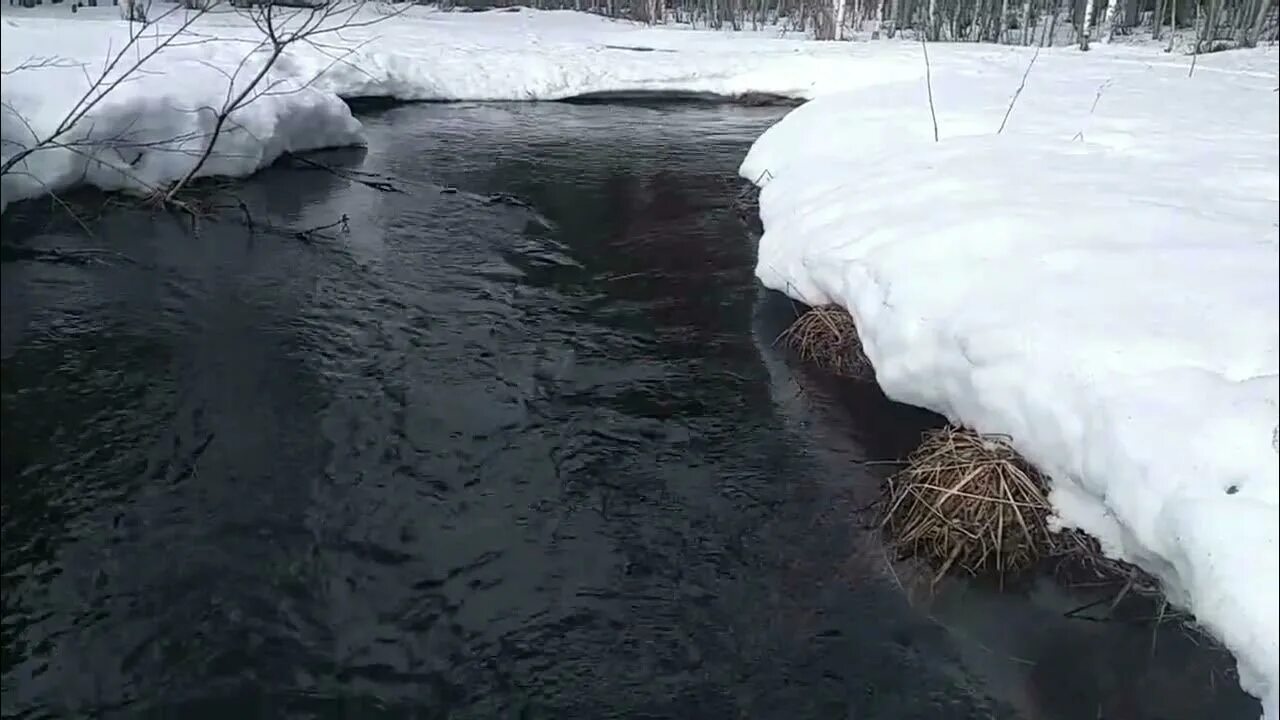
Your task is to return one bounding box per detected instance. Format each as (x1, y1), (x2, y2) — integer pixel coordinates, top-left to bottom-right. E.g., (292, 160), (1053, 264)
(833, 0), (847, 38)
(1045, 0), (1060, 44)
(1192, 0), (1213, 49)
(1194, 0), (1207, 51)
(1102, 0), (1119, 40)
(1124, 0), (1139, 26)
(1247, 0), (1274, 44)
(1079, 0), (1097, 47)
(1166, 0), (1177, 49)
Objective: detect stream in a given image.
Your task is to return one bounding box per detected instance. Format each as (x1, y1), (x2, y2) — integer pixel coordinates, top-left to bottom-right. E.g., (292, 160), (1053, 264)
(0, 102), (1257, 720)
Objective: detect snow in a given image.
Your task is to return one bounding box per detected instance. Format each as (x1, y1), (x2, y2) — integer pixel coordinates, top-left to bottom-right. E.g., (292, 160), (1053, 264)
(3, 4), (1278, 715)
(1, 5), (366, 209)
(0, 5), (873, 208)
(740, 44), (1279, 719)
(8, 3), (1260, 208)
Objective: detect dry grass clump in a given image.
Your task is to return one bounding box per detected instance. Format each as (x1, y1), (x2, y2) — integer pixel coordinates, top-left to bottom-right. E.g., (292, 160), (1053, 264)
(1051, 529), (1199, 633)
(1052, 528), (1163, 597)
(882, 425), (1055, 582)
(776, 305), (873, 379)
(731, 179), (762, 231)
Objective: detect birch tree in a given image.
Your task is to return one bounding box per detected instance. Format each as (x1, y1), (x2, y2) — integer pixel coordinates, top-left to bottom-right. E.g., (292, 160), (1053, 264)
(521, 0), (1275, 45)
(1246, 0), (1274, 44)
(1102, 0), (1120, 40)
(1079, 0), (1098, 48)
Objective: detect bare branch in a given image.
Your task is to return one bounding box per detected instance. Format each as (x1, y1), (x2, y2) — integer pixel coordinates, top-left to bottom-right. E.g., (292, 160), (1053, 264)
(997, 46), (1040, 134)
(164, 0), (408, 201)
(1, 56), (83, 76)
(1, 2), (220, 179)
(920, 37), (939, 142)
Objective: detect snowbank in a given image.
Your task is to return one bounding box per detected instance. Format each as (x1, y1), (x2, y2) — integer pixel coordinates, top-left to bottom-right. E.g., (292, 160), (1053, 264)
(0, 5), (873, 208)
(741, 46), (1279, 718)
(8, 4), (1263, 208)
(0, 7), (368, 210)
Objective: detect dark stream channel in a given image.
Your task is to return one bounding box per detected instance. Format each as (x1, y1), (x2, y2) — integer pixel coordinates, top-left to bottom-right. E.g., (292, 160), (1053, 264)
(0, 103), (1258, 720)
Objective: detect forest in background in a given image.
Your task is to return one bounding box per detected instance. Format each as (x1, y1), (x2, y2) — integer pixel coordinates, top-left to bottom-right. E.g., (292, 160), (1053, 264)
(425, 0), (1279, 48)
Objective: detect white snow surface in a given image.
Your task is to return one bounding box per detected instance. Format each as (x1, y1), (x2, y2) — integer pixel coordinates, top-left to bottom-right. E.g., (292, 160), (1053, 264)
(0, 5), (926, 207)
(741, 44), (1280, 719)
(3, 5), (1279, 715)
(6, 5), (1270, 205)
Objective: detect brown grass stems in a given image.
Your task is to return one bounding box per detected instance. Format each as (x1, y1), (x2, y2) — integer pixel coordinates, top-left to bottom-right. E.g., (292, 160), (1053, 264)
(881, 426), (1056, 584)
(776, 305), (873, 379)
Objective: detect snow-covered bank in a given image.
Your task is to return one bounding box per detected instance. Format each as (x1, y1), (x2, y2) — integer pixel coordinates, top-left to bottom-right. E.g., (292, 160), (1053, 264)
(0, 6), (867, 208)
(5, 4), (1270, 208)
(741, 45), (1279, 718)
(0, 7), (369, 209)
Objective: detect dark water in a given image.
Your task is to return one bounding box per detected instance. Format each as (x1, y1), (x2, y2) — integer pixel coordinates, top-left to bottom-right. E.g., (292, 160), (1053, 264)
(0, 103), (1258, 720)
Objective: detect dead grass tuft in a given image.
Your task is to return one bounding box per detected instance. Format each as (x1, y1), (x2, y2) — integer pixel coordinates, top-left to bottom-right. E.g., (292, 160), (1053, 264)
(1052, 528), (1164, 598)
(776, 305), (873, 379)
(882, 426), (1055, 582)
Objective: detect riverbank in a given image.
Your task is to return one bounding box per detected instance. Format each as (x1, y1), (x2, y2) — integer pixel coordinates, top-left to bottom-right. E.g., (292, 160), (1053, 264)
(4, 4), (1275, 208)
(750, 292), (1257, 720)
(3, 5), (1278, 715)
(740, 45), (1279, 719)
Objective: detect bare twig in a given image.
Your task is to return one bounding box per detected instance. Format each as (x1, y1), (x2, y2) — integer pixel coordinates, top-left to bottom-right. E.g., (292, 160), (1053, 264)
(920, 38), (939, 142)
(1071, 79), (1112, 141)
(284, 152), (395, 185)
(0, 246), (138, 266)
(1, 56), (84, 76)
(164, 0), (412, 201)
(997, 46), (1040, 134)
(1089, 79), (1112, 113)
(1, 4), (214, 179)
(1189, 0), (1205, 76)
(3, 0), (408, 220)
(231, 203), (349, 242)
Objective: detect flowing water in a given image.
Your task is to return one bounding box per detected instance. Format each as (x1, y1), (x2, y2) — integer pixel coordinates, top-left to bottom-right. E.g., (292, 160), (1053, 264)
(0, 103), (1258, 720)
